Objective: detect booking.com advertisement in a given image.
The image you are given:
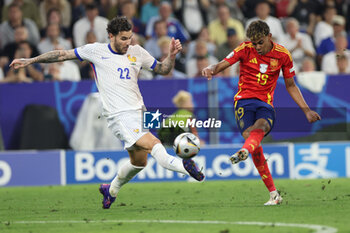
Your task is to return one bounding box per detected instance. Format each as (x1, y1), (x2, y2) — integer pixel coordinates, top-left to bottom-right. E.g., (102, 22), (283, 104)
(0, 142), (350, 186)
(65, 145), (290, 184)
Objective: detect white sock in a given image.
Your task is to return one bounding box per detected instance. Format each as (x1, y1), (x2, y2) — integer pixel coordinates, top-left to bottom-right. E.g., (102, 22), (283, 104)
(270, 190), (278, 197)
(109, 160), (144, 197)
(151, 143), (188, 175)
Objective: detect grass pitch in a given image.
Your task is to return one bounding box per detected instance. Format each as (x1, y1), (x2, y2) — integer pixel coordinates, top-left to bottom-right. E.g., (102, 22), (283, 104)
(0, 178), (349, 233)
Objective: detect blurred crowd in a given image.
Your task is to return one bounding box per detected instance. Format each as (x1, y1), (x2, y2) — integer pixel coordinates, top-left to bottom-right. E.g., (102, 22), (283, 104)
(1, 0), (350, 83)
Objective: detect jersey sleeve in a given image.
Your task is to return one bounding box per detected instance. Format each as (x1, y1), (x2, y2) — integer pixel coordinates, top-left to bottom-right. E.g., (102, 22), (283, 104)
(138, 45), (157, 70)
(281, 51), (296, 79)
(223, 42), (247, 65)
(74, 43), (96, 62)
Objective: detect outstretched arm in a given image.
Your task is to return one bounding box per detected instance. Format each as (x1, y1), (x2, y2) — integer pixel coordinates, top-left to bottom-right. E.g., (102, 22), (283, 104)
(284, 77), (321, 123)
(201, 60), (231, 80)
(9, 49), (77, 69)
(153, 38), (182, 75)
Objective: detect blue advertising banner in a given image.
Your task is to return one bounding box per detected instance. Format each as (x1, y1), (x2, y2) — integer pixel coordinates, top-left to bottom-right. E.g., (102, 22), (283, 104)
(0, 151), (62, 186)
(1, 142), (350, 187)
(292, 142), (350, 179)
(65, 145), (290, 184)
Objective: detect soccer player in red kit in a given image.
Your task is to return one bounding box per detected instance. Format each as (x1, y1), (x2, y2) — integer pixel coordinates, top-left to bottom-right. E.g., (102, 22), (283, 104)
(202, 20), (321, 205)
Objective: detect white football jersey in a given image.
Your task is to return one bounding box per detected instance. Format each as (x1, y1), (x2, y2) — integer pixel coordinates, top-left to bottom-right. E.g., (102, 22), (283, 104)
(75, 43), (157, 116)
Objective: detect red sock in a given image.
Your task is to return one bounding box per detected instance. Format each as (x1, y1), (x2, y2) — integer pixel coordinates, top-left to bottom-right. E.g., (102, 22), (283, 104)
(242, 129), (265, 154)
(252, 146), (276, 192)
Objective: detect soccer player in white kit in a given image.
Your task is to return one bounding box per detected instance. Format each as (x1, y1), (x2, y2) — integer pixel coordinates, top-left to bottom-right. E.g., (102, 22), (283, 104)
(10, 17), (204, 209)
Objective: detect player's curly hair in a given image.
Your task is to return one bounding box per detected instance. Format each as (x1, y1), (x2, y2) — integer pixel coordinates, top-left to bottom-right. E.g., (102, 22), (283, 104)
(106, 16), (132, 35)
(246, 20), (270, 41)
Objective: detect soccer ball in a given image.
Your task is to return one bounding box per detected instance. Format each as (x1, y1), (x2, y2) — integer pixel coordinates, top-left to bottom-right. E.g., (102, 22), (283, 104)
(173, 133), (200, 159)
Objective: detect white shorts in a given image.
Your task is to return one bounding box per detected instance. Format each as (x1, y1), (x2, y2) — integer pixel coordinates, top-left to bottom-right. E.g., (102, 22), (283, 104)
(106, 109), (149, 150)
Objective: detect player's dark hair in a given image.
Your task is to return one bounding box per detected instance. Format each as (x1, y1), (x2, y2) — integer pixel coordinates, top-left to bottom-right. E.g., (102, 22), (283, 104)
(246, 20), (270, 41)
(106, 16), (132, 36)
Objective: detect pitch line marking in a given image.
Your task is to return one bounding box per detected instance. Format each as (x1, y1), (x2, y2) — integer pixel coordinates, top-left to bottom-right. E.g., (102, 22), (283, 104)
(9, 219), (337, 233)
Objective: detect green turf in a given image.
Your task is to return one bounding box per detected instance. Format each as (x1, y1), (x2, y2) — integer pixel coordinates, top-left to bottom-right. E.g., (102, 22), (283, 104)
(0, 178), (349, 233)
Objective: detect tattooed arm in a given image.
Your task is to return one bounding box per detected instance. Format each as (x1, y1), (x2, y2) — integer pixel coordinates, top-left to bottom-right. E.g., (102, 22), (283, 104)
(153, 54), (176, 75)
(9, 49), (77, 69)
(153, 38), (182, 75)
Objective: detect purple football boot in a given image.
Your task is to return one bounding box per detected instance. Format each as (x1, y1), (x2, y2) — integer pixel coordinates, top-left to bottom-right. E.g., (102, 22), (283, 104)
(99, 184), (116, 209)
(182, 159), (205, 181)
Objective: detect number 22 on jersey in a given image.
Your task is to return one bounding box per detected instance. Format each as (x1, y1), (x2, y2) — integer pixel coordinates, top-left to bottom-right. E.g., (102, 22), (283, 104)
(118, 68), (130, 79)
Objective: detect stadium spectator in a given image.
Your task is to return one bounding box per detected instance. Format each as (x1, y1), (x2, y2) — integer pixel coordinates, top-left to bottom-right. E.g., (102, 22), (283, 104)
(321, 33), (350, 74)
(145, 1), (190, 43)
(70, 0), (96, 26)
(186, 39), (218, 78)
(85, 30), (97, 44)
(140, 0), (160, 25)
(38, 23), (72, 54)
(144, 19), (168, 59)
(193, 56), (210, 78)
(317, 15), (350, 60)
(208, 4), (245, 46)
(130, 32), (146, 47)
(296, 57), (326, 93)
(154, 36), (186, 79)
(186, 26), (216, 62)
(72, 3), (109, 47)
(215, 28), (241, 78)
(121, 1), (145, 36)
(44, 60), (81, 81)
(313, 6), (337, 48)
(300, 56), (317, 72)
(215, 28), (241, 61)
(78, 30), (97, 80)
(286, 0), (321, 35)
(40, 8), (71, 39)
(202, 20), (320, 205)
(4, 41), (43, 83)
(0, 26), (39, 63)
(207, 0), (244, 22)
(245, 1), (284, 44)
(157, 90), (202, 146)
(0, 3), (40, 49)
(336, 53), (350, 74)
(96, 0), (118, 20)
(39, 0), (71, 30)
(275, 0), (289, 18)
(240, 0), (276, 19)
(281, 18), (315, 73)
(2, 0), (42, 28)
(172, 0), (209, 39)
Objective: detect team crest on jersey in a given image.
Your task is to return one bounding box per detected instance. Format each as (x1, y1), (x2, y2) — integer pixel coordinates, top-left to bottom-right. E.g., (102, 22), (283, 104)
(226, 51), (234, 59)
(270, 59), (279, 70)
(259, 64), (268, 73)
(127, 54), (137, 62)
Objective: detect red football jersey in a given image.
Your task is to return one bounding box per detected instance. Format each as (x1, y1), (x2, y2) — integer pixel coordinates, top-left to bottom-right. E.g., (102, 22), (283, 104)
(224, 41), (295, 106)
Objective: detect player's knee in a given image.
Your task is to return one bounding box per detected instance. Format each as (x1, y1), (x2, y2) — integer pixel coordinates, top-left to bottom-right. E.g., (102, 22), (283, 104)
(151, 138), (162, 147)
(132, 158), (147, 167)
(242, 131), (250, 139)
